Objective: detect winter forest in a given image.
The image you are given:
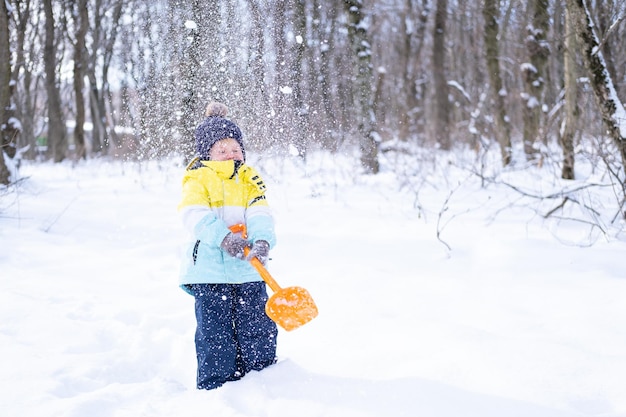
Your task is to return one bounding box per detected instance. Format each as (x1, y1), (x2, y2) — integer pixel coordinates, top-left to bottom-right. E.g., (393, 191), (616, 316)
(1, 0), (626, 224)
(2, 2), (626, 415)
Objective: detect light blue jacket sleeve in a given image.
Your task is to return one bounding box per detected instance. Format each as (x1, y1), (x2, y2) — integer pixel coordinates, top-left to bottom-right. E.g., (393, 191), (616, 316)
(246, 215), (276, 248)
(194, 213), (231, 248)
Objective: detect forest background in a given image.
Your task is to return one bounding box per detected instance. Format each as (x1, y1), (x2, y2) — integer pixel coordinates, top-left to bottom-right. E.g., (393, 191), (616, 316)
(1, 0), (626, 230)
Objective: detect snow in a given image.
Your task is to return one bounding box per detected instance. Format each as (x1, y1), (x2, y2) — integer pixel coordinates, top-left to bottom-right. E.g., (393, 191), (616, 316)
(447, 81), (470, 103)
(526, 95), (540, 109)
(603, 66), (626, 139)
(1, 150), (626, 417)
(520, 62), (537, 75)
(8, 116), (23, 132)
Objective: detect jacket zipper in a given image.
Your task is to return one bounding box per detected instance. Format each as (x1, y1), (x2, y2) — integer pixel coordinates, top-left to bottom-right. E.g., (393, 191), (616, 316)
(192, 240), (200, 265)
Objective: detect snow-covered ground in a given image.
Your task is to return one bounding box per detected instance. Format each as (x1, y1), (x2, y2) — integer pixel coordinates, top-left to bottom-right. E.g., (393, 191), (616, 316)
(1, 150), (625, 417)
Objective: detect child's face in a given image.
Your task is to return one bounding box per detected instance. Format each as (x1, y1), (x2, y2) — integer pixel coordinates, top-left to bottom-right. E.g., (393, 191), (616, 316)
(209, 138), (244, 161)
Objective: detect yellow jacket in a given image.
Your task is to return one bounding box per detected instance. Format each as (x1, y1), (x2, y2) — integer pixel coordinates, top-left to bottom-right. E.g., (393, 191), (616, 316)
(178, 159), (275, 293)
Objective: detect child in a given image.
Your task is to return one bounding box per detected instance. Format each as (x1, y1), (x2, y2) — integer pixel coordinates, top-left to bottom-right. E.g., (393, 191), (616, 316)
(178, 102), (278, 390)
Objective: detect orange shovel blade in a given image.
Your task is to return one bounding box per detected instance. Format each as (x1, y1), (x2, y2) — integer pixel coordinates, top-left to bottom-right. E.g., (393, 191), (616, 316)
(228, 223), (319, 331)
(266, 286), (319, 332)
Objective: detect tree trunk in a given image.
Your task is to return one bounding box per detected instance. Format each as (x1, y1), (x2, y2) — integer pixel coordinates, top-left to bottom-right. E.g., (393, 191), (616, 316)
(87, 0), (103, 154)
(343, 0), (379, 173)
(180, 0), (203, 159)
(0, 0), (13, 184)
(290, 0), (308, 160)
(316, 0), (339, 149)
(483, 0), (512, 166)
(399, 0), (428, 141)
(43, 0), (66, 163)
(201, 0), (224, 103)
(560, 5), (578, 180)
(521, 0), (550, 162)
(566, 0), (626, 175)
(72, 0), (89, 160)
(596, 0), (620, 98)
(87, 0), (123, 156)
(272, 0), (288, 149)
(12, 0), (36, 161)
(247, 0), (271, 149)
(101, 0), (124, 155)
(432, 0), (450, 150)
(88, 79), (104, 154)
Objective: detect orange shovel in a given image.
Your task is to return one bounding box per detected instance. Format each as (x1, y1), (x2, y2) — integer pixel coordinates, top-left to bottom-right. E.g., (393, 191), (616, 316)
(229, 224), (318, 331)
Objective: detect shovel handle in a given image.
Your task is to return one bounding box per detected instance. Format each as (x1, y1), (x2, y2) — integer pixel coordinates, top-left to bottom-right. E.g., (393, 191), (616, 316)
(229, 224), (283, 293)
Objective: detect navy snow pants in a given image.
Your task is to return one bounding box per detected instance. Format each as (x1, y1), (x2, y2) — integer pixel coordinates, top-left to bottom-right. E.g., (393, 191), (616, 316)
(192, 282), (278, 390)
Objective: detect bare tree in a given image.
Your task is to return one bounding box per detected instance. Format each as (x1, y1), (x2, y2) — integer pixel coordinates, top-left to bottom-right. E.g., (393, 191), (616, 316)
(432, 0), (450, 150)
(132, 2), (167, 159)
(521, 0), (550, 162)
(86, 0), (124, 155)
(596, 0), (622, 98)
(566, 0), (626, 176)
(245, 0), (271, 150)
(1, 0), (17, 184)
(400, 0), (428, 141)
(483, 0), (512, 166)
(180, 1), (203, 159)
(43, 0), (66, 163)
(69, 0), (89, 160)
(343, 0), (379, 173)
(560, 4), (579, 180)
(12, 0), (42, 161)
(313, 0), (341, 149)
(289, 0), (308, 159)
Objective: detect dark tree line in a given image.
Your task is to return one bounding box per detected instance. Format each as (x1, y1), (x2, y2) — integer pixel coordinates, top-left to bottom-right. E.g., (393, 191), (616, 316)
(1, 0), (625, 189)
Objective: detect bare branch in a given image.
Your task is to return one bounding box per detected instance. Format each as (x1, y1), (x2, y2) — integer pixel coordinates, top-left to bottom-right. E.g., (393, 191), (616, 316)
(594, 13), (626, 56)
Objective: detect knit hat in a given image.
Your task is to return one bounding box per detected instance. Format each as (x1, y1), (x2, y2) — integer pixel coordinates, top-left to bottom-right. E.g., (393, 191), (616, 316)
(195, 102), (245, 160)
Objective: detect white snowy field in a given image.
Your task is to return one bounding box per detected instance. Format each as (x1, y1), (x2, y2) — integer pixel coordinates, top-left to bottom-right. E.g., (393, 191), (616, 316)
(1, 150), (626, 417)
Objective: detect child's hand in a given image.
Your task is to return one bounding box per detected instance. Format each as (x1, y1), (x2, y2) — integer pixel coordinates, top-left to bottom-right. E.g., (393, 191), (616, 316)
(246, 240), (270, 264)
(220, 233), (249, 259)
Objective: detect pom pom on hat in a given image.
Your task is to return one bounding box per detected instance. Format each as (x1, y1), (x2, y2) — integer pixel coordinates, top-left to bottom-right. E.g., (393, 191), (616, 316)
(205, 102), (229, 118)
(195, 102), (245, 160)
